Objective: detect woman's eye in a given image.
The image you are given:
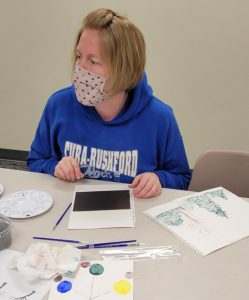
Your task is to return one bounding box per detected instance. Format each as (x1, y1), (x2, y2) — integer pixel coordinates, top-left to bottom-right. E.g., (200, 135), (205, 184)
(76, 52), (81, 60)
(90, 59), (98, 65)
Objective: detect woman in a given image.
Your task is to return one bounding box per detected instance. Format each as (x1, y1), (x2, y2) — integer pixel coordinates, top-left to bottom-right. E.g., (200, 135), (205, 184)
(27, 8), (191, 198)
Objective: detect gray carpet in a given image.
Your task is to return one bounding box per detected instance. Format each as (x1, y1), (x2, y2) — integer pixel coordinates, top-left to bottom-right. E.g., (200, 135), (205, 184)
(0, 159), (28, 171)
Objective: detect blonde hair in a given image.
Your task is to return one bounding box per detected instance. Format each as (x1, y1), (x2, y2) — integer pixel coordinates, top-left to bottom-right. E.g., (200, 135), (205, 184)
(72, 8), (146, 94)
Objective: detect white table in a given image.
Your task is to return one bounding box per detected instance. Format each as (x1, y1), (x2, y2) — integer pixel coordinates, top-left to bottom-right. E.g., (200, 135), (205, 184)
(1, 168), (249, 300)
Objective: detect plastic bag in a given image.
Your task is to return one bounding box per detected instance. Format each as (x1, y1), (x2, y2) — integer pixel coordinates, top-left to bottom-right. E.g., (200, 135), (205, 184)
(100, 245), (180, 261)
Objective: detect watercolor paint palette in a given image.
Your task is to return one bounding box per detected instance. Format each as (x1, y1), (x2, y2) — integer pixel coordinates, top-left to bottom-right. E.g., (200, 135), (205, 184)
(48, 260), (134, 300)
(0, 190), (53, 218)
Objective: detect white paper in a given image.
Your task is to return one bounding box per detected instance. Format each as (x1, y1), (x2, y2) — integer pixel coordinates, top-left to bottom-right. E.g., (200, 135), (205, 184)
(48, 260), (134, 300)
(0, 249), (51, 300)
(68, 184), (135, 229)
(144, 187), (249, 255)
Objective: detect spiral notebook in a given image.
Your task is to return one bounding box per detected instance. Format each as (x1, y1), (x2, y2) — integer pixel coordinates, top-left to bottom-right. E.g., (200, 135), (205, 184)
(144, 187), (249, 255)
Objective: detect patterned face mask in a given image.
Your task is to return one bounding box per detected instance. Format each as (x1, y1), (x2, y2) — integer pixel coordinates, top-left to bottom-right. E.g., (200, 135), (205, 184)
(73, 65), (109, 106)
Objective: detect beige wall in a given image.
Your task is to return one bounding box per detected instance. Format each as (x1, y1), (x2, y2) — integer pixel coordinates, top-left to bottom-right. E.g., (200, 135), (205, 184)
(0, 0), (248, 167)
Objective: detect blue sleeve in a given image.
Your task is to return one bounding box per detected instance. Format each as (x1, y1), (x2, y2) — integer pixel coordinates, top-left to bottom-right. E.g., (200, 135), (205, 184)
(27, 102), (59, 176)
(155, 139), (191, 190)
(154, 111), (191, 190)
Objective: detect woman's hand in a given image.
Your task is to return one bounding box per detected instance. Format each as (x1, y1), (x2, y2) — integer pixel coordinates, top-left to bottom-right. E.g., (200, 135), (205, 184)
(54, 157), (84, 181)
(129, 172), (162, 198)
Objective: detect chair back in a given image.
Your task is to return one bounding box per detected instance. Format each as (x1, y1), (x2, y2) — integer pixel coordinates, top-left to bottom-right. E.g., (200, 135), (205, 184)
(188, 150), (249, 198)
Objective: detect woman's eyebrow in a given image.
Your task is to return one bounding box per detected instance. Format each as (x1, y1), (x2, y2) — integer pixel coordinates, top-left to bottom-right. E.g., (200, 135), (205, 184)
(88, 54), (98, 58)
(76, 49), (97, 57)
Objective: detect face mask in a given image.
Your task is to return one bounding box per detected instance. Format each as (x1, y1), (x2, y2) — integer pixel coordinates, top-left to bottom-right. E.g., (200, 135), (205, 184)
(73, 65), (109, 106)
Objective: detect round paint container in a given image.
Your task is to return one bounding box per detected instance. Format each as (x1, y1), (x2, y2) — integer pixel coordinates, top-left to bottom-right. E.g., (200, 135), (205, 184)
(0, 214), (12, 250)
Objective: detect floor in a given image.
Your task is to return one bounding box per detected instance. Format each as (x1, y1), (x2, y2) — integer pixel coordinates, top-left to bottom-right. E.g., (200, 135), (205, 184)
(0, 159), (28, 171)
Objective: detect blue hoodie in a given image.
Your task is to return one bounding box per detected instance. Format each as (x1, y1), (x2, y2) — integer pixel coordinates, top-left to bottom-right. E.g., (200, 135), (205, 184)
(27, 74), (191, 189)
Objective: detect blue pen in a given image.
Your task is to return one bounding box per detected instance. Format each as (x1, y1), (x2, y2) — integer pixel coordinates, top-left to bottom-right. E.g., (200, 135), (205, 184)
(52, 202), (72, 231)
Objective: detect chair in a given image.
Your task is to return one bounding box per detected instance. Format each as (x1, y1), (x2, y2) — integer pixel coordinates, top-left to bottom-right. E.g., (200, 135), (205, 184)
(188, 150), (249, 198)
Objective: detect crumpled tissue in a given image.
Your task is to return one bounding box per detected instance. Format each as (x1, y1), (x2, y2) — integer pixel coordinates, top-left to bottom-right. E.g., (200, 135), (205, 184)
(11, 243), (81, 281)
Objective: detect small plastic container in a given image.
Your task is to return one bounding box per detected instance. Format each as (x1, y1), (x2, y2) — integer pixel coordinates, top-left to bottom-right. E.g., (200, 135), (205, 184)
(0, 214), (12, 250)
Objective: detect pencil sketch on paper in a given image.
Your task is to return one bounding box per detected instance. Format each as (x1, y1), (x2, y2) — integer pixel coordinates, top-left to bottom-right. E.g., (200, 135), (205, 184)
(0, 281), (36, 300)
(9, 290), (36, 300)
(0, 282), (7, 289)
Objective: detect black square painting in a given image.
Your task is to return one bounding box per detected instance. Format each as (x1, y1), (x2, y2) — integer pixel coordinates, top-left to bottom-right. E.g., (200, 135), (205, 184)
(73, 190), (130, 211)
